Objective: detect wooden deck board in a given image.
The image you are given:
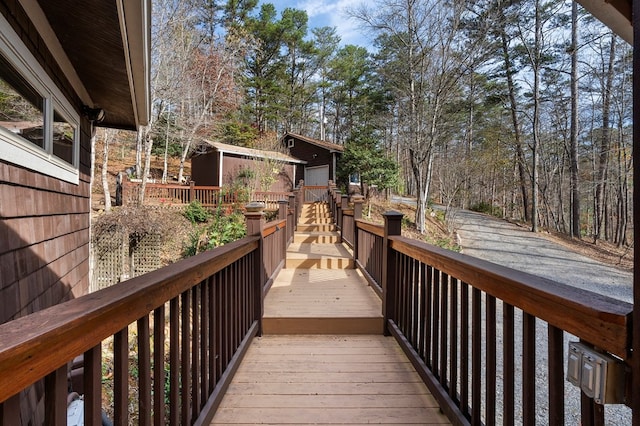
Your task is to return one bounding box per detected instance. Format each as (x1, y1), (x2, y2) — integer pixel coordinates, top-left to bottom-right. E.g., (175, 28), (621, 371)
(265, 269), (381, 318)
(210, 335), (450, 425)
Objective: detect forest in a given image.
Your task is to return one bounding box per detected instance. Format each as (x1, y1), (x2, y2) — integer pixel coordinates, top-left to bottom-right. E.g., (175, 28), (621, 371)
(119, 0), (632, 247)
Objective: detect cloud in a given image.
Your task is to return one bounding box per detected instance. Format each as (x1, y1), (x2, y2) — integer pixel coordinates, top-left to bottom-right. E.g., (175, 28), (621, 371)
(295, 0), (371, 47)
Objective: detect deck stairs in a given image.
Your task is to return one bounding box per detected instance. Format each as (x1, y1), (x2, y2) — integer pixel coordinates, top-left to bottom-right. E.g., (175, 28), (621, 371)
(210, 202), (450, 425)
(263, 201), (381, 334)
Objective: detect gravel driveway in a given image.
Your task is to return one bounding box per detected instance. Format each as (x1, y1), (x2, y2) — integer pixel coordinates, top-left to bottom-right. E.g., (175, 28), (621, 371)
(449, 208), (633, 424)
(453, 209), (633, 303)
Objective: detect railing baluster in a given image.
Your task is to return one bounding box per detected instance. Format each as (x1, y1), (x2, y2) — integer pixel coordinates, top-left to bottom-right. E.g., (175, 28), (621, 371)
(425, 265), (433, 368)
(114, 326), (129, 425)
(201, 281), (209, 409)
(181, 290), (191, 425)
(45, 365), (67, 425)
(192, 286), (200, 420)
(449, 278), (458, 403)
(486, 295), (497, 425)
(169, 298), (179, 425)
(439, 272), (449, 387)
(471, 287), (481, 424)
(418, 262), (427, 361)
(153, 305), (166, 426)
(548, 324), (564, 425)
(503, 302), (515, 426)
(208, 276), (216, 392)
(83, 344), (102, 426)
(138, 315), (151, 426)
(523, 312), (536, 426)
(412, 258), (420, 348)
(460, 282), (469, 417)
(1, 394), (21, 426)
(432, 269), (440, 376)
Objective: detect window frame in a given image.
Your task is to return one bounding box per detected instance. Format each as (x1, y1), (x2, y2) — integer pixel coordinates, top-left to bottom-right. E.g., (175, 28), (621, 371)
(0, 13), (80, 185)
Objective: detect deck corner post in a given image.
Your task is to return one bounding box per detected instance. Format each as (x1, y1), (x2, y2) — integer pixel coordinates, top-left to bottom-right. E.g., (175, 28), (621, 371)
(278, 200), (288, 220)
(382, 211), (403, 336)
(189, 180), (196, 203)
(335, 190), (342, 231)
(352, 196), (364, 263)
(289, 194), (297, 230)
(245, 203), (266, 336)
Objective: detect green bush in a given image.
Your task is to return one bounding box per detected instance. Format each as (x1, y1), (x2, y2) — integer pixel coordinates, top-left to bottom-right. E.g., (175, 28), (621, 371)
(183, 200), (211, 224)
(182, 209), (246, 256)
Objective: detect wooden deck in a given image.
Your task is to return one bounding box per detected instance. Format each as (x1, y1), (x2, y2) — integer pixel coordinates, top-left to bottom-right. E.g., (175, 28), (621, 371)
(210, 202), (450, 425)
(211, 336), (450, 425)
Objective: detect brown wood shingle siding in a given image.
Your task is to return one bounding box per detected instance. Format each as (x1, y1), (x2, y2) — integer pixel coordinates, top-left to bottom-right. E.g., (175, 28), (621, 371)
(285, 135), (341, 184)
(0, 1), (91, 325)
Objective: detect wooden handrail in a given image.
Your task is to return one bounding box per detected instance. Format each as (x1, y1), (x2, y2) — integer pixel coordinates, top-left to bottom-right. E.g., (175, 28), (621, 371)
(356, 219), (385, 238)
(262, 219), (287, 238)
(389, 235), (632, 359)
(0, 236), (260, 403)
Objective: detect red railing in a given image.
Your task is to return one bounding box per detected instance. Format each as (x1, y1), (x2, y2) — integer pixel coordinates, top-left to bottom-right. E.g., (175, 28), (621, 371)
(121, 180), (291, 210)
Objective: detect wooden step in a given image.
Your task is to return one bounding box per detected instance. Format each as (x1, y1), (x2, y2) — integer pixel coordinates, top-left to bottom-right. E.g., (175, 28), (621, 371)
(263, 269), (383, 334)
(296, 224), (337, 232)
(299, 217), (333, 224)
(294, 232), (340, 244)
(286, 242), (353, 269)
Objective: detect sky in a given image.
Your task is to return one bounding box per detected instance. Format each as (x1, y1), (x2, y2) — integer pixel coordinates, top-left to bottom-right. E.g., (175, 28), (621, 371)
(264, 0), (371, 47)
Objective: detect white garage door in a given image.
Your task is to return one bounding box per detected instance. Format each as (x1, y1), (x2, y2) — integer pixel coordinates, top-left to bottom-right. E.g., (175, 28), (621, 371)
(304, 165), (329, 186)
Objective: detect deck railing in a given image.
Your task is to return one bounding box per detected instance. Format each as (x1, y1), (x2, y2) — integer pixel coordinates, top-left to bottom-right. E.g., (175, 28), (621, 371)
(121, 180), (291, 211)
(0, 209), (287, 425)
(348, 210), (633, 425)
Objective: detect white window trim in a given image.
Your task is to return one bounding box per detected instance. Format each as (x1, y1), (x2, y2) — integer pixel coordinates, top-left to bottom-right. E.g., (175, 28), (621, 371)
(0, 13), (80, 185)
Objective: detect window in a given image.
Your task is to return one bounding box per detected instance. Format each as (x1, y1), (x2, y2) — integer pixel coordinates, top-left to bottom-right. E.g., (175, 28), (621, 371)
(0, 14), (80, 184)
(287, 138), (294, 148)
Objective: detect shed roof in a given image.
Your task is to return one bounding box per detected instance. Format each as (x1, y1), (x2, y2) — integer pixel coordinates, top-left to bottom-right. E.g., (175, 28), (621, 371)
(201, 140), (307, 164)
(283, 133), (344, 153)
(34, 0), (150, 129)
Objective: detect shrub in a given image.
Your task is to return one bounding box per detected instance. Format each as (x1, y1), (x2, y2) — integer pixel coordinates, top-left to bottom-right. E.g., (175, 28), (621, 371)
(183, 200), (211, 224)
(182, 209), (246, 256)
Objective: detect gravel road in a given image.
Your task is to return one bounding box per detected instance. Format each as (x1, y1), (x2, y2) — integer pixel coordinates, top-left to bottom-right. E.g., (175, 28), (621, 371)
(450, 208), (633, 424)
(454, 209), (633, 303)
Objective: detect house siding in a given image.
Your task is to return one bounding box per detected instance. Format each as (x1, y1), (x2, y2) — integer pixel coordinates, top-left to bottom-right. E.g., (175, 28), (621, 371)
(191, 151), (296, 192)
(288, 138), (336, 185)
(0, 3), (92, 422)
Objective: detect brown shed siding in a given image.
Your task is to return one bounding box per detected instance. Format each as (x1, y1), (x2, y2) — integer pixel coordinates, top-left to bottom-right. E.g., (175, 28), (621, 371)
(288, 139), (336, 184)
(221, 155), (295, 192)
(191, 151), (296, 192)
(191, 151), (220, 186)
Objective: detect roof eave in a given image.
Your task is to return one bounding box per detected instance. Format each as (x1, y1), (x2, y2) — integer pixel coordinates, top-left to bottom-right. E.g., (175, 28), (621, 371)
(117, 0), (151, 127)
(576, 0), (632, 44)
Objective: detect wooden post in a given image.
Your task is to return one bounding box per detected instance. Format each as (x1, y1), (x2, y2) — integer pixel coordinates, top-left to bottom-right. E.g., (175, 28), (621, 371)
(334, 190), (342, 231)
(382, 211), (403, 336)
(352, 195), (364, 264)
(288, 194), (297, 231)
(278, 200), (288, 220)
(116, 172), (123, 206)
(245, 203), (265, 336)
(189, 181), (196, 203)
(298, 180), (305, 203)
(340, 195), (349, 243)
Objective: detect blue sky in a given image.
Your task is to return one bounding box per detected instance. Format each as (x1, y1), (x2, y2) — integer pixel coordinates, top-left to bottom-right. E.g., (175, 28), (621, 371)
(264, 0), (370, 47)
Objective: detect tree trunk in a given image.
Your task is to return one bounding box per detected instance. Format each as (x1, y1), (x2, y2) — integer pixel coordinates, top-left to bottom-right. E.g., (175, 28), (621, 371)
(500, 16), (529, 222)
(569, 1), (581, 238)
(530, 0), (542, 232)
(102, 130), (113, 212)
(594, 35), (616, 242)
(138, 127), (153, 205)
